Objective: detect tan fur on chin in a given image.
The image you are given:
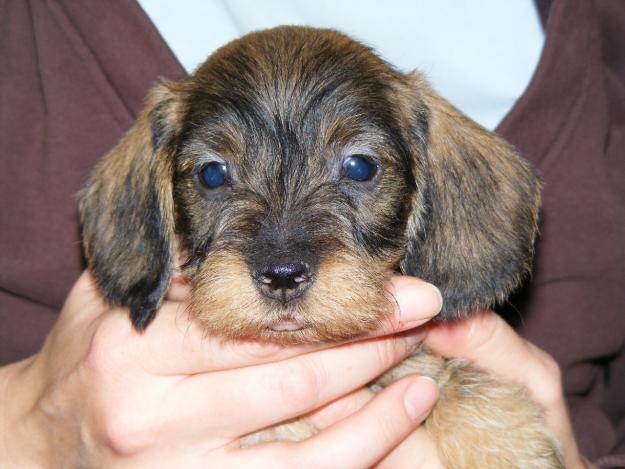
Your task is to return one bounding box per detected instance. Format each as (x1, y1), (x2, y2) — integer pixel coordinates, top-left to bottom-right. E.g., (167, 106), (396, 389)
(80, 26), (562, 468)
(191, 248), (395, 344)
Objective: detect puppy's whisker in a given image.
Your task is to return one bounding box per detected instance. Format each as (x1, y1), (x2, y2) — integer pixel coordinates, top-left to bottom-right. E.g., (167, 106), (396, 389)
(80, 26), (558, 467)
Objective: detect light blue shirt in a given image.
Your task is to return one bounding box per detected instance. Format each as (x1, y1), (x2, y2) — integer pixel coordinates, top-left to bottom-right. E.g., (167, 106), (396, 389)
(138, 1), (544, 130)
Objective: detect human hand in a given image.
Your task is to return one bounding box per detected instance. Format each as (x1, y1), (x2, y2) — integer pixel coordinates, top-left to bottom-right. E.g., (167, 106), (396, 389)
(0, 271), (441, 468)
(423, 310), (594, 469)
(306, 282), (595, 469)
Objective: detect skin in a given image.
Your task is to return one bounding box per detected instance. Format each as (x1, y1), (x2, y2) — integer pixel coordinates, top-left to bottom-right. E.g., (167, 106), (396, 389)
(0, 272), (594, 468)
(312, 279), (596, 468)
(0, 272), (439, 468)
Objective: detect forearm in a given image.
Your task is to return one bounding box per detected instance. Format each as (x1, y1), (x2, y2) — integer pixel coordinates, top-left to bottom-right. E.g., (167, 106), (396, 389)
(0, 363), (9, 462)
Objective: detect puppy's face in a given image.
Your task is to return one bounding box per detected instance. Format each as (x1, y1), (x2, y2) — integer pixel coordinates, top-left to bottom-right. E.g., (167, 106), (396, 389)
(80, 27), (540, 343)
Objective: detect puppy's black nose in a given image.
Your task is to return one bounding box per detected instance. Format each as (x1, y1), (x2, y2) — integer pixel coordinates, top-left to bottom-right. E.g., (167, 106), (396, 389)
(255, 262), (312, 303)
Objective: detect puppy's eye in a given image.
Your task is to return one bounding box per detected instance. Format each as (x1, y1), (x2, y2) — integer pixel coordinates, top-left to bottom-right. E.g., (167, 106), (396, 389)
(199, 162), (228, 189)
(342, 155), (377, 182)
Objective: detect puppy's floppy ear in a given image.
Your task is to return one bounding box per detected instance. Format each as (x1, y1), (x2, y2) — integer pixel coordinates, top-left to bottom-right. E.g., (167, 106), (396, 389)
(79, 82), (184, 330)
(400, 73), (541, 319)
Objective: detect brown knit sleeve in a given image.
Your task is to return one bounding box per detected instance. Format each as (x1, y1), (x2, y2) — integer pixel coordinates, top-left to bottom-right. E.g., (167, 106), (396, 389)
(497, 1), (625, 465)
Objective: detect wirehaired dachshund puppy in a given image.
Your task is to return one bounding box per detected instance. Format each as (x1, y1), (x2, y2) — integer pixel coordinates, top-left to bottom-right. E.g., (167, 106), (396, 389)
(80, 26), (563, 468)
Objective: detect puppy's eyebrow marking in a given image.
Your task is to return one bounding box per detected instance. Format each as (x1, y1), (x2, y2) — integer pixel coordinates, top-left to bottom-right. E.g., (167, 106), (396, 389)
(177, 140), (229, 175)
(78, 25), (554, 467)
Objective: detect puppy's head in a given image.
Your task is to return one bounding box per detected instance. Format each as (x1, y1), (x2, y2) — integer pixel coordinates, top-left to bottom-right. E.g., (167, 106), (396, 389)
(80, 27), (540, 343)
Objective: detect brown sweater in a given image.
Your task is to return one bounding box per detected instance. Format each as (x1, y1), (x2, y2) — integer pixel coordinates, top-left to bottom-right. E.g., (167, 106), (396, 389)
(1, 0), (624, 465)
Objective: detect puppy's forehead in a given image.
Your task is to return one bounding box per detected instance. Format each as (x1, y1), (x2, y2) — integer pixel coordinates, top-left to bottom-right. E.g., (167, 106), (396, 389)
(179, 27), (408, 163)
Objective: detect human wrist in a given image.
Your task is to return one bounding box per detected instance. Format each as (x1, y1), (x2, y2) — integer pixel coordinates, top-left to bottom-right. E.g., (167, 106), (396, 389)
(0, 357), (50, 468)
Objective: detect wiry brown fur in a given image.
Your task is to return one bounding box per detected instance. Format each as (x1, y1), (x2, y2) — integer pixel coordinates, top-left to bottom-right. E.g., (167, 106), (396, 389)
(242, 347), (563, 468)
(396, 74), (541, 318)
(80, 26), (561, 468)
(379, 349), (562, 468)
(79, 84), (184, 328)
(192, 247), (394, 344)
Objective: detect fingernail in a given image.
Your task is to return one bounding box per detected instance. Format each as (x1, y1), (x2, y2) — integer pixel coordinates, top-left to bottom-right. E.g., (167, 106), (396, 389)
(424, 283), (444, 312)
(394, 279), (443, 323)
(404, 376), (439, 423)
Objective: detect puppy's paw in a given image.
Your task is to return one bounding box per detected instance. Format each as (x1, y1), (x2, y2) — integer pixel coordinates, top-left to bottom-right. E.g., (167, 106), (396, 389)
(375, 350), (563, 469)
(427, 360), (564, 469)
(240, 418), (316, 447)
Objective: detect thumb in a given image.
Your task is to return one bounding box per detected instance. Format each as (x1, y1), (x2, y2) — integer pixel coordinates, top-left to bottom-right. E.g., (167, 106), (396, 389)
(424, 310), (561, 410)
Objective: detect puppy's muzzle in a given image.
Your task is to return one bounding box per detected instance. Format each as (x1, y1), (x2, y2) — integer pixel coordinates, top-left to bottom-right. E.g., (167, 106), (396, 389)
(254, 262), (313, 303)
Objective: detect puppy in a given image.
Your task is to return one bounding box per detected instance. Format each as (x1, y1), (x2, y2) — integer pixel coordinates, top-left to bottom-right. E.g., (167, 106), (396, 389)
(80, 26), (563, 468)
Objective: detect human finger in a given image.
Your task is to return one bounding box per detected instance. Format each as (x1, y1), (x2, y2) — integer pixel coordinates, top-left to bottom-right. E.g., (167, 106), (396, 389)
(425, 310), (587, 469)
(162, 331), (424, 439)
(424, 310), (560, 406)
(235, 376), (438, 469)
(132, 276), (441, 376)
(374, 426), (443, 469)
(165, 270), (192, 301)
(306, 387), (375, 430)
(165, 247), (193, 301)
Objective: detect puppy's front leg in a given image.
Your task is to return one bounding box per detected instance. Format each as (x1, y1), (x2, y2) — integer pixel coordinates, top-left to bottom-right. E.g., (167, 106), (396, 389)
(240, 418), (317, 447)
(376, 348), (564, 469)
